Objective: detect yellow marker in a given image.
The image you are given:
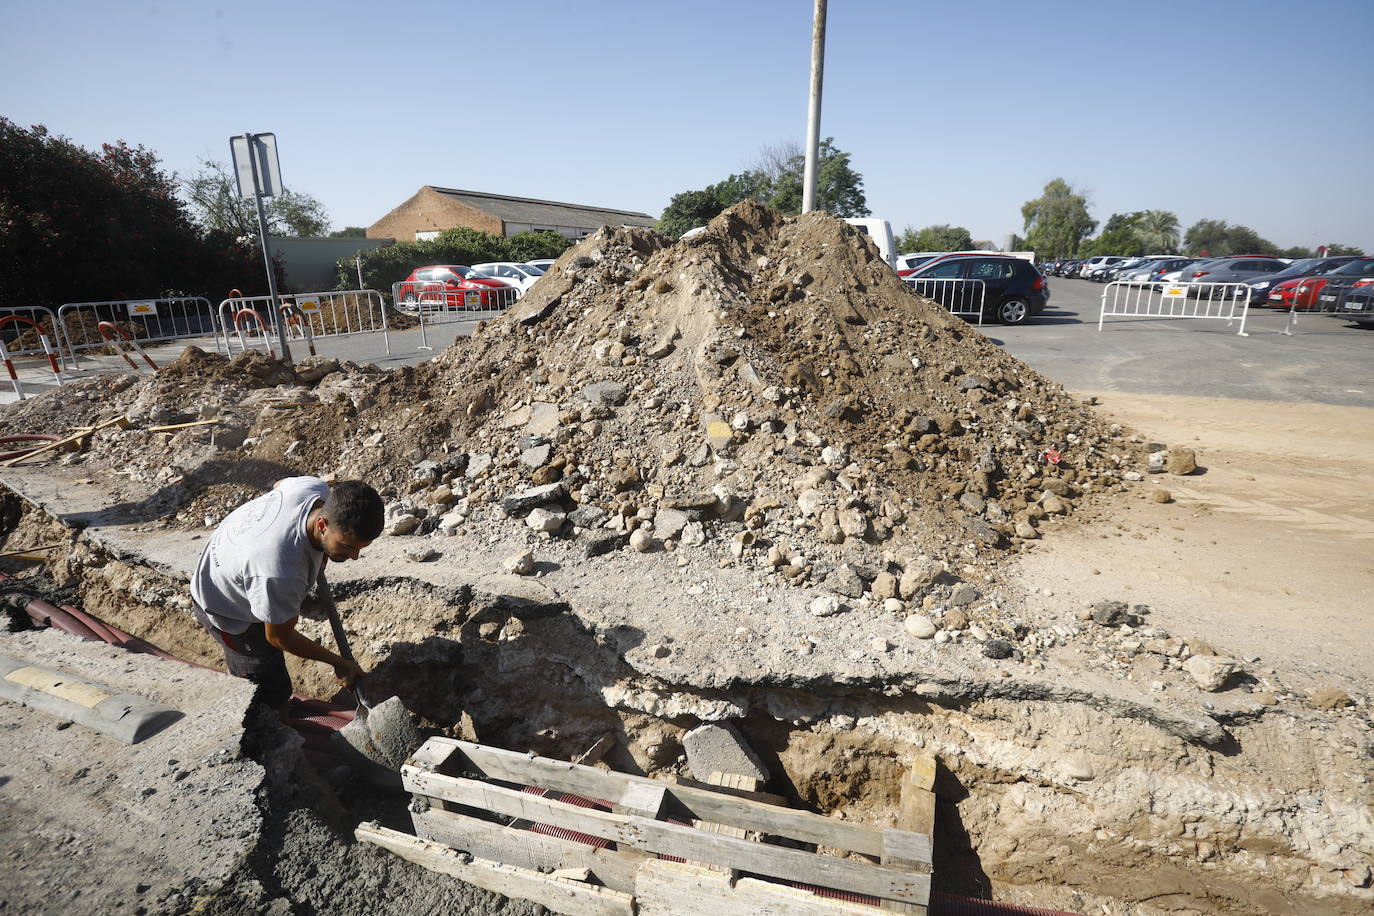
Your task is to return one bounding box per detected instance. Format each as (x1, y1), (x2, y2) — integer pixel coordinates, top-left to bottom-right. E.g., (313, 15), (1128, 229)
(6, 666), (113, 709)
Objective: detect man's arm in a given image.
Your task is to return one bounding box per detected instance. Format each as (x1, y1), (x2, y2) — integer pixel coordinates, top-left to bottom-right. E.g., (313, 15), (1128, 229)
(264, 618), (365, 686)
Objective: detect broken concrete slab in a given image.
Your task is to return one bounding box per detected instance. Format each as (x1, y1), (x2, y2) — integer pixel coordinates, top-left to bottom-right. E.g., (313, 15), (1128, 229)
(682, 721), (769, 783)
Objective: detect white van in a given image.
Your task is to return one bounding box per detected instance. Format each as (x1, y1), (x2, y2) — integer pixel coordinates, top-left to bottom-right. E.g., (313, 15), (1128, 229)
(843, 218), (896, 269)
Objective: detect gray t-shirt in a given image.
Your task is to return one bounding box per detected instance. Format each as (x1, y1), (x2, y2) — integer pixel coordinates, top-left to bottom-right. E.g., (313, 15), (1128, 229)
(191, 477), (329, 635)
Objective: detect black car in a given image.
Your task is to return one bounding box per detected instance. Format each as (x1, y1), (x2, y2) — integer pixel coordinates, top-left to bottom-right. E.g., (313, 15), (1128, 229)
(904, 255), (1049, 324)
(1246, 255), (1362, 304)
(1319, 257), (1374, 313)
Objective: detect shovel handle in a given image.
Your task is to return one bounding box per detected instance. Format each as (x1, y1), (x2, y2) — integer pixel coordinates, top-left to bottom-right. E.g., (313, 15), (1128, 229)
(316, 568), (370, 709)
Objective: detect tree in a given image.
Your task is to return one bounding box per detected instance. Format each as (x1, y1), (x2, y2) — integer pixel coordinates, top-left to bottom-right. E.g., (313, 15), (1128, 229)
(656, 138), (869, 237)
(895, 224), (974, 252)
(1183, 220), (1279, 257)
(0, 119), (259, 308)
(338, 227), (573, 293)
(1324, 243), (1364, 256)
(1134, 210), (1180, 253)
(328, 226), (366, 238)
(184, 158), (330, 238)
(1021, 179), (1096, 260)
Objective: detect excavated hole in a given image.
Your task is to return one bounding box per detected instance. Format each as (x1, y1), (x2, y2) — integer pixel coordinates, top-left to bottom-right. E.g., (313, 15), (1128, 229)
(2, 491), (1371, 916)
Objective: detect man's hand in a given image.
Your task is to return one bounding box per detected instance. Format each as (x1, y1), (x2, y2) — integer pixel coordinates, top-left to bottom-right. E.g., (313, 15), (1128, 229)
(333, 658), (366, 687)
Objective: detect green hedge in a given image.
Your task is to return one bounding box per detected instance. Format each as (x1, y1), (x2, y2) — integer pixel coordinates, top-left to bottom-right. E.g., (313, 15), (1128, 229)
(335, 228), (574, 297)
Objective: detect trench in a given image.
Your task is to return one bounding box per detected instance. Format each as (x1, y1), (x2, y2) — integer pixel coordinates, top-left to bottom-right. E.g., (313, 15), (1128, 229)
(1, 489), (1371, 916)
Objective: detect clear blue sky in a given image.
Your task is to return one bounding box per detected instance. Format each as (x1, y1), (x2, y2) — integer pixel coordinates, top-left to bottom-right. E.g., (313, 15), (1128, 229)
(3, 0), (1372, 251)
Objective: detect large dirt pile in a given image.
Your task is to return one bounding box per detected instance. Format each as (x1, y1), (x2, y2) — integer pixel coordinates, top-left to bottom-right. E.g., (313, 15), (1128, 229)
(0, 203), (1149, 597)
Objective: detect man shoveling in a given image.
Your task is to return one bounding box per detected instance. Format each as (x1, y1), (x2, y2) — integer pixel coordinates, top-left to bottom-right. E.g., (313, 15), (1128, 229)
(191, 477), (385, 721)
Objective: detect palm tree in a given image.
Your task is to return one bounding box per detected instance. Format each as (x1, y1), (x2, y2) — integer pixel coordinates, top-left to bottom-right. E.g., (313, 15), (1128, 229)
(1135, 210), (1180, 254)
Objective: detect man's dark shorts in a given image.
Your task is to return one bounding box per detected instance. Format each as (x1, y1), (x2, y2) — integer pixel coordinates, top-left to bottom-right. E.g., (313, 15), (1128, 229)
(193, 603), (292, 708)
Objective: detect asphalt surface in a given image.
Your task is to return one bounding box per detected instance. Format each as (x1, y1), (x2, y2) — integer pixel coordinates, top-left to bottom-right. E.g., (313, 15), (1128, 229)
(3, 283), (1369, 408)
(990, 278), (1374, 408)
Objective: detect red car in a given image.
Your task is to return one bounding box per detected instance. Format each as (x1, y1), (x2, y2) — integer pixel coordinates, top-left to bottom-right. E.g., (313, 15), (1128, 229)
(395, 265), (511, 309)
(1266, 276), (1328, 310)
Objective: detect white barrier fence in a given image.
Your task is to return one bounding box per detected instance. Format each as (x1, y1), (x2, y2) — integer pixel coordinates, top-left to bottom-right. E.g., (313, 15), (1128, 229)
(391, 280), (518, 350)
(0, 307), (65, 398)
(58, 297), (219, 367)
(218, 288), (392, 358)
(1098, 281), (1252, 335)
(904, 278), (986, 325)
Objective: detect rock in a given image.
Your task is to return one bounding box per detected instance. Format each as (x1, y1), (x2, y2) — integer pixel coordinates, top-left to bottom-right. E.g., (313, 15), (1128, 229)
(436, 509), (464, 535)
(1183, 654), (1239, 691)
(1308, 686), (1353, 710)
(1147, 450), (1168, 473)
(870, 637), (892, 653)
(504, 550), (535, 575)
(947, 583), (980, 607)
(525, 507), (566, 533)
(959, 491), (986, 514)
(958, 375), (989, 390)
(404, 545), (439, 562)
(982, 639), (1015, 660)
(820, 445), (847, 468)
(567, 505), (609, 529)
(1123, 471), (1143, 481)
(904, 616), (937, 639)
(837, 507), (869, 539)
(584, 532), (629, 558)
(387, 514), (421, 537)
(520, 444), (552, 468)
(797, 489), (827, 518)
(899, 562), (942, 599)
(870, 572), (899, 600)
(653, 508), (690, 540)
(1041, 494), (1067, 515)
(1167, 448), (1198, 476)
(1064, 756), (1095, 781)
(824, 565), (865, 599)
(1014, 519), (1039, 539)
(942, 609), (968, 631)
(705, 418), (733, 450)
(1090, 600), (1131, 626)
(1151, 489), (1172, 504)
(501, 483), (566, 515)
(459, 452), (491, 479)
(809, 595), (844, 617)
(682, 722), (769, 782)
(581, 381), (627, 406)
(680, 522), (707, 547)
(212, 426), (249, 450)
(629, 528), (653, 552)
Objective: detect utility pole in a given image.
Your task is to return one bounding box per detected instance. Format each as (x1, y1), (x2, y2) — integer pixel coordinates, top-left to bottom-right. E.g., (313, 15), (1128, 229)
(802, 0), (827, 214)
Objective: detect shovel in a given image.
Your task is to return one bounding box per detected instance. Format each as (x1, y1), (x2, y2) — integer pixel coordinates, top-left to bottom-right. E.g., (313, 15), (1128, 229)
(316, 568), (372, 715)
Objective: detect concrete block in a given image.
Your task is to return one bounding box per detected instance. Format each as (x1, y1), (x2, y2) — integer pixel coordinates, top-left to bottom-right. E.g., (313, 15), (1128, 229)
(682, 721), (769, 783)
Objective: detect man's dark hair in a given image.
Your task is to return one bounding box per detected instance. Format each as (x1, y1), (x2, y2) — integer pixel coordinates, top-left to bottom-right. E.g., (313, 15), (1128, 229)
(323, 481), (385, 540)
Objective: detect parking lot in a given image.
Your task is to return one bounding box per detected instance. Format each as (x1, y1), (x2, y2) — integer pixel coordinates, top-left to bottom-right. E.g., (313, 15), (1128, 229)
(992, 278), (1374, 408)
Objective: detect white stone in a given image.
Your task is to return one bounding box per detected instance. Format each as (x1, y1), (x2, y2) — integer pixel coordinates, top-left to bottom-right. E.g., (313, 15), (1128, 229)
(525, 507), (566, 532)
(904, 616), (938, 639)
(504, 550), (535, 575)
(883, 597), (905, 613)
(1183, 655), (1239, 692)
(629, 528), (653, 552)
(809, 595), (844, 617)
(821, 445), (847, 468)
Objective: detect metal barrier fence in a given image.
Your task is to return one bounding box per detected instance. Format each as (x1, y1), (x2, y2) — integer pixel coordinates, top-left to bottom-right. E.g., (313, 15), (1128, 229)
(1098, 281), (1252, 335)
(219, 288), (392, 358)
(391, 280), (518, 350)
(58, 297), (219, 367)
(904, 278), (986, 325)
(0, 307), (65, 398)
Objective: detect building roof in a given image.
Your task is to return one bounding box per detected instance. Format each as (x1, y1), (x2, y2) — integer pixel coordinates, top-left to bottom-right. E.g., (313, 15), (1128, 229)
(428, 187), (657, 230)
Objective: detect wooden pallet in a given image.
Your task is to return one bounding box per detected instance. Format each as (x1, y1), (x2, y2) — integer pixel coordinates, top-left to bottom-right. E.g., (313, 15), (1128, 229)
(357, 736), (938, 916)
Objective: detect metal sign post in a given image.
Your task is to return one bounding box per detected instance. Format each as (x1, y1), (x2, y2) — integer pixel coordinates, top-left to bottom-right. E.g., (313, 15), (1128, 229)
(230, 132), (292, 365)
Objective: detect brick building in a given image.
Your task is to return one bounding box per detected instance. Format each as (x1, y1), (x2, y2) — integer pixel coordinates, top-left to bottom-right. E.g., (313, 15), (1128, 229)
(366, 186), (657, 242)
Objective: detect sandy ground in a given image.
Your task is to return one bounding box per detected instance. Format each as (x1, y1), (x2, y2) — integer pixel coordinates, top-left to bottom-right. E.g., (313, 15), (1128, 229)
(1012, 391), (1374, 693)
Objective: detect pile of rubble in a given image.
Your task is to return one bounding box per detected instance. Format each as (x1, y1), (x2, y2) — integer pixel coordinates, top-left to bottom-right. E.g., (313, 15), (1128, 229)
(0, 203), (1162, 609)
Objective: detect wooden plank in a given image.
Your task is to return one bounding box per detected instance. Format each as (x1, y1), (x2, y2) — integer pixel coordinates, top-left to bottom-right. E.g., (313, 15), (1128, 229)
(415, 738), (921, 862)
(412, 807), (642, 893)
(4, 415), (132, 466)
(572, 733), (616, 766)
(145, 418), (221, 432)
(669, 773), (789, 806)
(635, 858), (888, 916)
(356, 822), (634, 916)
(0, 543), (64, 559)
(881, 755), (938, 914)
(403, 769), (929, 906)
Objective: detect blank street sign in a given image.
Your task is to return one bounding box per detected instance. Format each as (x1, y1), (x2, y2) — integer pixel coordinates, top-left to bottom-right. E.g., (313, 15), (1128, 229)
(230, 133), (282, 199)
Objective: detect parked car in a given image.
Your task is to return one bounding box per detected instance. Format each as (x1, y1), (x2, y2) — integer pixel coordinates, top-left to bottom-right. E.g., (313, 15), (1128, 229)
(525, 259), (558, 272)
(394, 265), (509, 309)
(897, 250), (996, 279)
(895, 252), (944, 274)
(1246, 256), (1361, 304)
(1315, 257), (1374, 311)
(1140, 257), (1199, 282)
(1183, 256), (1289, 285)
(1077, 256), (1126, 278)
(471, 262), (546, 297)
(903, 254), (1049, 324)
(1334, 278), (1374, 327)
